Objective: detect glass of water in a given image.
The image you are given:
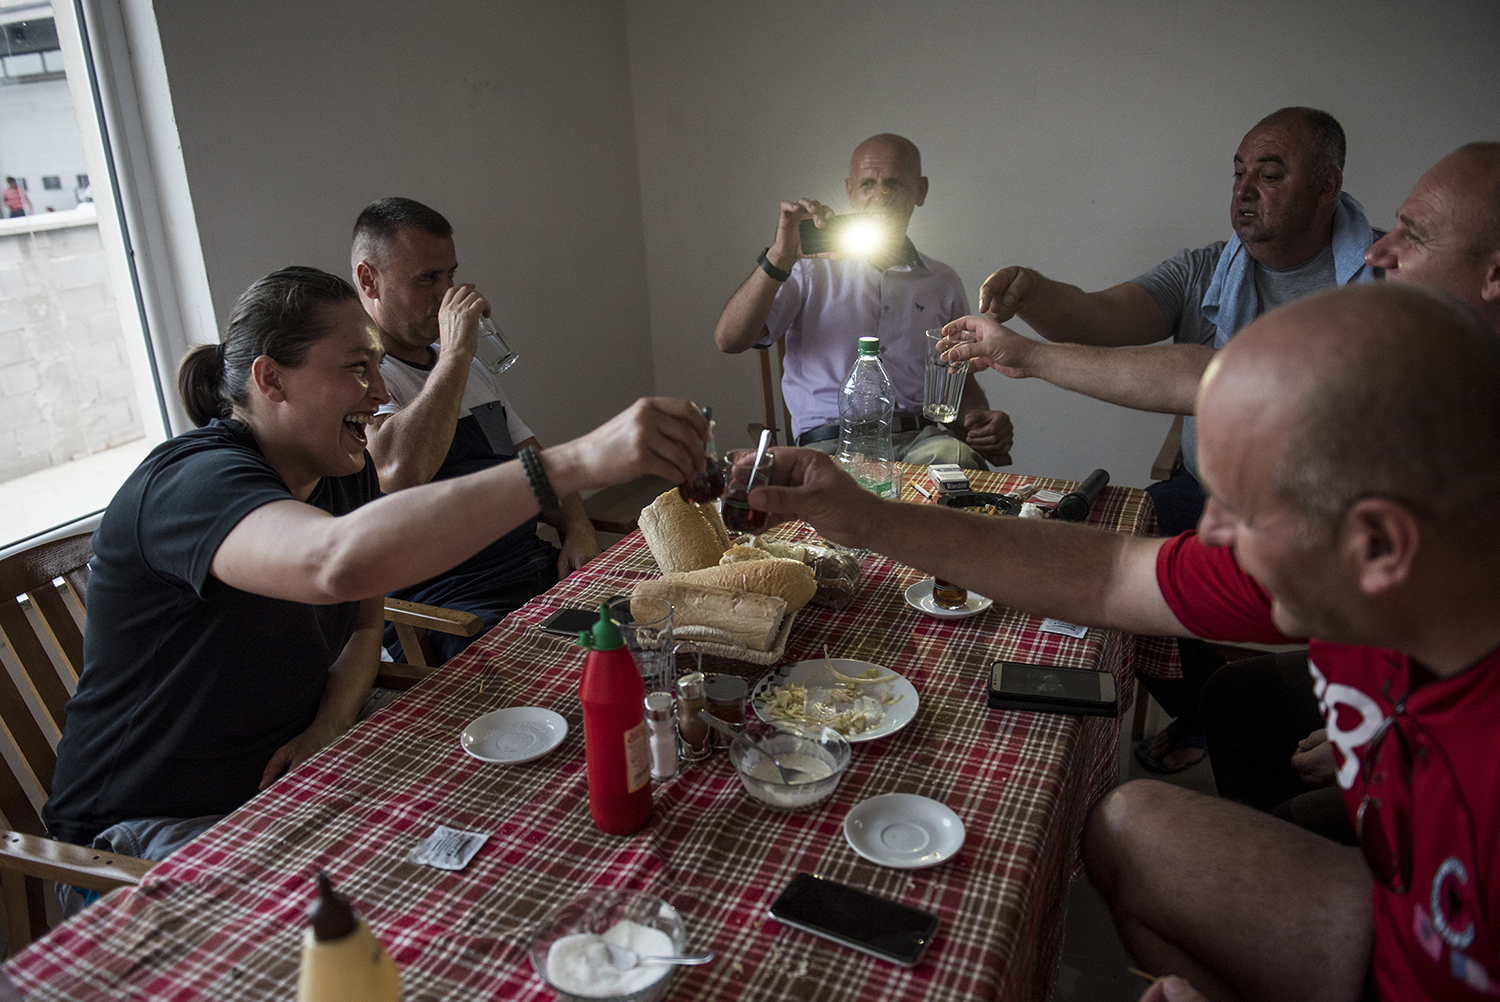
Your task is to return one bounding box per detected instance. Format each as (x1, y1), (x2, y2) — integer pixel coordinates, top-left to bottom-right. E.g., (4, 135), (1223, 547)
(474, 316), (520, 375)
(923, 329), (965, 424)
(607, 595), (675, 695)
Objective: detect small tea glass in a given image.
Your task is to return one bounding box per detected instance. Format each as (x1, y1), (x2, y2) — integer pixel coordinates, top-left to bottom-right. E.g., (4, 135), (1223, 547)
(474, 317), (520, 375)
(720, 449), (772, 534)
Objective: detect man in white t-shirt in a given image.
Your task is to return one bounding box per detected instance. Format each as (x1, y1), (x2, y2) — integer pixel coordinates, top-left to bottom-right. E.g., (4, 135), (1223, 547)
(352, 197), (599, 662)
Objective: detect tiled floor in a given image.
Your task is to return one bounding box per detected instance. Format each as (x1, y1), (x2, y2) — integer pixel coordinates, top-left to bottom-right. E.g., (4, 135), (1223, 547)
(1053, 698), (1218, 1001)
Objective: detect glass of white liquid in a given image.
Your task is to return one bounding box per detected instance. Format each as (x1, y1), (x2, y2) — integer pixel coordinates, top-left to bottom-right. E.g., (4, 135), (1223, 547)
(922, 329), (965, 424)
(474, 317), (520, 375)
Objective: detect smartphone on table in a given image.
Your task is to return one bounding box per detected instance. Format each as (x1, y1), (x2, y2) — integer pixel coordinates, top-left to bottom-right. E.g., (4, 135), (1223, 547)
(537, 607), (603, 638)
(986, 660), (1118, 717)
(767, 872), (939, 967)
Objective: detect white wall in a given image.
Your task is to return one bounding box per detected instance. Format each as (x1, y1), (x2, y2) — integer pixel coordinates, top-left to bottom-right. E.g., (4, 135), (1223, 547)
(149, 0), (655, 446)
(624, 0), (1500, 486)
(143, 0), (1500, 484)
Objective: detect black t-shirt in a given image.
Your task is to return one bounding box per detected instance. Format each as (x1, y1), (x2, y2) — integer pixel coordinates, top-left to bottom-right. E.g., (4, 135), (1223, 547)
(44, 419), (380, 844)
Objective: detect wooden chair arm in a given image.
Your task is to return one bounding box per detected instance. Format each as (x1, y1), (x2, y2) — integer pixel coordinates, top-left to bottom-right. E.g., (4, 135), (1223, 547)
(0, 830), (152, 892)
(374, 661), (439, 692)
(383, 598), (483, 638)
(1151, 415), (1185, 482)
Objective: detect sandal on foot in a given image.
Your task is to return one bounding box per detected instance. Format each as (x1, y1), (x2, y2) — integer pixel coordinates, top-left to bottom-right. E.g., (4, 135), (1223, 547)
(1134, 723), (1208, 775)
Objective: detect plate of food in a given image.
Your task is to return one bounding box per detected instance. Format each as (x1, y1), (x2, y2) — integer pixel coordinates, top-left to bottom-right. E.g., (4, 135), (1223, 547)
(751, 656), (919, 742)
(903, 579), (994, 619)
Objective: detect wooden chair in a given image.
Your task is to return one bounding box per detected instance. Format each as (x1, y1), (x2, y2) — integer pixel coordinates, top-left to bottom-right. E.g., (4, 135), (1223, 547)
(1151, 415), (1185, 482)
(0, 533), (470, 951)
(0, 532), (151, 953)
(750, 341), (795, 446)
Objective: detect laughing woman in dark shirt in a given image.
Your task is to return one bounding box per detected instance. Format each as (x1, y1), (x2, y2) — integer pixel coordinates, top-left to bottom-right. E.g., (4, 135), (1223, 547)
(46, 265), (708, 860)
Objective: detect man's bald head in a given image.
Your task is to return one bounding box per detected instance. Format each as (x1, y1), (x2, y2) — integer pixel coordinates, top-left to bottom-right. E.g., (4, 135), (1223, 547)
(1364, 143), (1500, 327)
(1204, 284), (1500, 552)
(851, 133), (921, 177)
(846, 133), (928, 240)
(1253, 107), (1346, 175)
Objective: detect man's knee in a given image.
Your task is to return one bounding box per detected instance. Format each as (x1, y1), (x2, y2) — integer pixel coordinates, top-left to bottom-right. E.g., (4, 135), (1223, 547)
(1083, 778), (1183, 896)
(900, 432), (985, 470)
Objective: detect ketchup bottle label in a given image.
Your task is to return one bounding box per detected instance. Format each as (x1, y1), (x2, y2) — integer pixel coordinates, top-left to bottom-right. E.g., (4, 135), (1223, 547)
(624, 720), (651, 793)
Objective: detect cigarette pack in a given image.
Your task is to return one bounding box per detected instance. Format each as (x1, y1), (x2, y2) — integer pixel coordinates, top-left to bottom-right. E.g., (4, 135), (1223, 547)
(927, 464), (970, 493)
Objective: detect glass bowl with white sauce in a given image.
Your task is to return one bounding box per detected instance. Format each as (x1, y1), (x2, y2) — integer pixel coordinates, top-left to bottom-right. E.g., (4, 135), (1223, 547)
(728, 720), (851, 812)
(529, 889), (688, 1002)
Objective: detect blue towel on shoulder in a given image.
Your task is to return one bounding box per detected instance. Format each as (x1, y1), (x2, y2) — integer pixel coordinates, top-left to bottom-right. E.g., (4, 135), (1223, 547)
(1201, 191), (1378, 348)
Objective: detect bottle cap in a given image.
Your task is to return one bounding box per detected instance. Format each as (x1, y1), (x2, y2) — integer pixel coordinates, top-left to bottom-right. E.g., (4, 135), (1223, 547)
(576, 603), (624, 651)
(644, 692), (674, 721)
(857, 336), (881, 356)
(308, 872), (356, 941)
(676, 672), (705, 701)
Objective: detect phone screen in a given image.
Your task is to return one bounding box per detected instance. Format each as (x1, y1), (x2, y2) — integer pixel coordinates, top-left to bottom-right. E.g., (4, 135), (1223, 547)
(768, 873), (939, 967)
(537, 608), (601, 637)
(995, 662), (1104, 701)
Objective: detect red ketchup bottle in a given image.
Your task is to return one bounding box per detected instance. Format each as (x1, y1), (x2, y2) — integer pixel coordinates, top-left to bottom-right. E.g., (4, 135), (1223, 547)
(577, 604), (653, 835)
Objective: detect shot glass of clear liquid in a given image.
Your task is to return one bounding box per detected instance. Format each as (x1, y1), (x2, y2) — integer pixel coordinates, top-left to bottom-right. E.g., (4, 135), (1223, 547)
(922, 328), (966, 425)
(474, 317), (520, 375)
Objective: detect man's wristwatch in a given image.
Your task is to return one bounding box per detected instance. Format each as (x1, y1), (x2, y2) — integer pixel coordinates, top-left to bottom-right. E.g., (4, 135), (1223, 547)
(757, 248), (791, 283)
(519, 446), (560, 514)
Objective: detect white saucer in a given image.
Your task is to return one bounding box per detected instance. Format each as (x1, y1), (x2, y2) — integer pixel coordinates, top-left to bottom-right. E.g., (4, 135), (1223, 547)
(843, 793), (966, 869)
(461, 707), (568, 764)
(904, 579), (994, 619)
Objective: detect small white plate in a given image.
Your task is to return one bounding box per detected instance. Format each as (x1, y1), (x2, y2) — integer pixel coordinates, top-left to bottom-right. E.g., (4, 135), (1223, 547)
(843, 793), (966, 869)
(904, 579), (994, 619)
(461, 707), (568, 764)
(751, 659), (919, 743)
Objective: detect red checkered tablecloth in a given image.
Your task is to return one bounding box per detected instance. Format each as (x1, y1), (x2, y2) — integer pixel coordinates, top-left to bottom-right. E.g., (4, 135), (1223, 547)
(5, 469), (1176, 1001)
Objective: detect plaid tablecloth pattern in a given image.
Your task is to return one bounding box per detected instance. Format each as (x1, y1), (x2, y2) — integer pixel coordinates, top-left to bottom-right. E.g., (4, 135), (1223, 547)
(6, 469), (1176, 1001)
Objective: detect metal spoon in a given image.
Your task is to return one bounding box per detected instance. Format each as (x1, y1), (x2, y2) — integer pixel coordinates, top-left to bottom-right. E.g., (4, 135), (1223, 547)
(604, 943), (716, 971)
(697, 710), (808, 783)
(746, 427), (773, 484)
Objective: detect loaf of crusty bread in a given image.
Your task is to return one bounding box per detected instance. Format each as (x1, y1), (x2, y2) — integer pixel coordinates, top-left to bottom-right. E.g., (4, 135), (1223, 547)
(719, 545), (772, 564)
(667, 558), (817, 614)
(632, 580), (788, 651)
(636, 488), (730, 573)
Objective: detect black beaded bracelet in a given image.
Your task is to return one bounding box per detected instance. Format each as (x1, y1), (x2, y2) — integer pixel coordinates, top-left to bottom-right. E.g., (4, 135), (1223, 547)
(757, 248), (791, 283)
(519, 446), (560, 514)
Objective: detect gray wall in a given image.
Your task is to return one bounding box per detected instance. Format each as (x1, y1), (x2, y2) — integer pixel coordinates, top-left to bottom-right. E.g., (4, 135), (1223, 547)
(150, 0), (1500, 484)
(150, 0), (655, 447)
(625, 0), (1500, 484)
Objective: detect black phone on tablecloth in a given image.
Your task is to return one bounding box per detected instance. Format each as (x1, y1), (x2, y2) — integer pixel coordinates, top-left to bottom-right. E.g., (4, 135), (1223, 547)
(537, 608), (601, 637)
(768, 873), (939, 967)
(986, 660), (1118, 717)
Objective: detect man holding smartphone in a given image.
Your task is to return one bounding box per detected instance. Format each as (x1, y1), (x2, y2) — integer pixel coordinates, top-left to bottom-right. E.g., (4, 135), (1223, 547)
(750, 283), (1500, 1001)
(712, 133), (1013, 467)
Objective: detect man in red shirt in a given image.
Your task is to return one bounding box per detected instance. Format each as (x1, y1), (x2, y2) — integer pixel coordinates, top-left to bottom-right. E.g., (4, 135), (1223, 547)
(753, 282), (1500, 1000)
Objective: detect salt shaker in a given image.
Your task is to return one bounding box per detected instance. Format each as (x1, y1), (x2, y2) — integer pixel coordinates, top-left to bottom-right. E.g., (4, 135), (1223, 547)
(644, 692), (678, 780)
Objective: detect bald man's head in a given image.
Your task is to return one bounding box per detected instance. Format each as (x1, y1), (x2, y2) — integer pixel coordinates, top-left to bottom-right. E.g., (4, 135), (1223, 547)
(1202, 284), (1500, 552)
(846, 133), (928, 237)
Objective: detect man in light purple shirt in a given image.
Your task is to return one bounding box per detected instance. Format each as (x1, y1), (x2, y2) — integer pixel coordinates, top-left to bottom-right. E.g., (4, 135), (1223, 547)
(714, 133), (1013, 468)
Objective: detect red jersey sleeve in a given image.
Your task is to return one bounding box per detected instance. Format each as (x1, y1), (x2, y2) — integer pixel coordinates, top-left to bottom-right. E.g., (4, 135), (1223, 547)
(1154, 532), (1299, 644)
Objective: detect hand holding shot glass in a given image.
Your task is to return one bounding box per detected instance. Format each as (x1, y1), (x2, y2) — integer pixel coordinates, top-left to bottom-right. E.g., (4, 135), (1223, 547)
(923, 328), (965, 425)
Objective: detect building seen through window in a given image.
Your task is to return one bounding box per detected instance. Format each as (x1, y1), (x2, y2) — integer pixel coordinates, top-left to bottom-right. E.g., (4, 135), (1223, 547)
(0, 1), (166, 548)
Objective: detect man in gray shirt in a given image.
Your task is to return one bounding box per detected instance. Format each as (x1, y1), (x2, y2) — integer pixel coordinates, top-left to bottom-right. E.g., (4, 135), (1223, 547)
(942, 107), (1379, 772)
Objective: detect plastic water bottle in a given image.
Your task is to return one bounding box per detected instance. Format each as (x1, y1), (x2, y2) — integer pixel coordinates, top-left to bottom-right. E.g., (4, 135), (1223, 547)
(837, 336), (896, 497)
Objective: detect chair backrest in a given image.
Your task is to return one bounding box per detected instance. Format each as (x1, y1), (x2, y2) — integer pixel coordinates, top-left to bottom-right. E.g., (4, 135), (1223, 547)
(1151, 415), (1185, 482)
(0, 532), (92, 836)
(751, 340), (795, 446)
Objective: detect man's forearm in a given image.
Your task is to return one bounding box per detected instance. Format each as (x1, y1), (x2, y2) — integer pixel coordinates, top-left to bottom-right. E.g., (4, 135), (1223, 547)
(367, 355), (472, 491)
(1025, 342), (1213, 415)
(1019, 277), (1169, 348)
(854, 499), (1184, 635)
(713, 264), (786, 354)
